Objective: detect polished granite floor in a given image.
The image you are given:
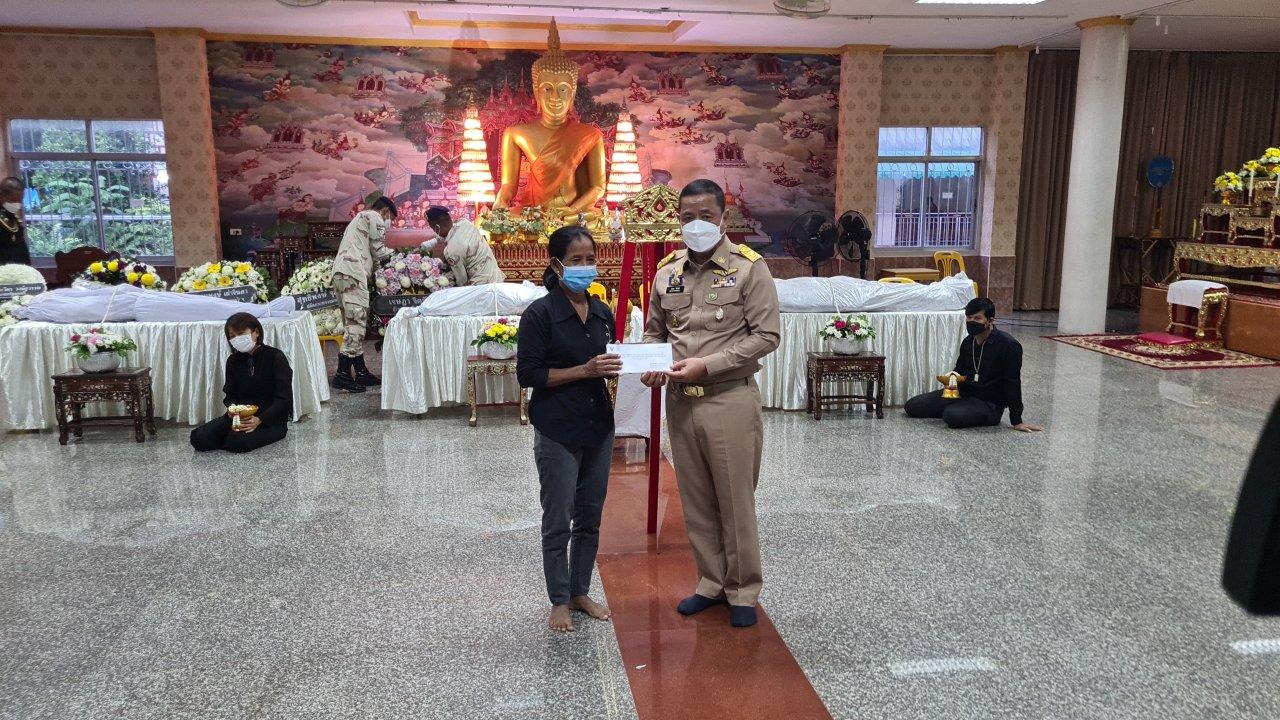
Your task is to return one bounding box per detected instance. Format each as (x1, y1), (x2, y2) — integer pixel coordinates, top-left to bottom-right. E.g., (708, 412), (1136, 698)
(3, 315), (1280, 719)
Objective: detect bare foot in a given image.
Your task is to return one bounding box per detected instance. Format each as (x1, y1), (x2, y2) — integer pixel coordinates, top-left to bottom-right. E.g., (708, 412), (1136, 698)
(570, 595), (613, 621)
(549, 604), (575, 633)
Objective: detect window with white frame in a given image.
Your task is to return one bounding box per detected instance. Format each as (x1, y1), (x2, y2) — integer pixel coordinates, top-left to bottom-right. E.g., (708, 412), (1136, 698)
(875, 126), (982, 250)
(8, 119), (172, 261)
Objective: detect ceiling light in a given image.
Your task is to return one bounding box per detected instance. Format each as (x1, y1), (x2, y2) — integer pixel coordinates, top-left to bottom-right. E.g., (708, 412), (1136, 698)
(773, 0), (831, 18)
(917, 0), (1044, 4)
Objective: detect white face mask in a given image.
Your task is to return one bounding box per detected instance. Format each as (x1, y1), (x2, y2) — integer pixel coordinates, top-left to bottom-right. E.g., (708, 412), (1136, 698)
(680, 219), (723, 253)
(2, 202), (20, 214)
(230, 334), (256, 353)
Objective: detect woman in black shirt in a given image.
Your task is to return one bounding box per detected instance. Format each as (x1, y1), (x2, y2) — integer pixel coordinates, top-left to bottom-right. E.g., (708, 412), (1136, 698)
(517, 226), (621, 633)
(190, 312), (293, 453)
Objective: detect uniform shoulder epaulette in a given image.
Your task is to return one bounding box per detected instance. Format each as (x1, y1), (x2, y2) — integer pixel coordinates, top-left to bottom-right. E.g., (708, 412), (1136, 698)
(735, 244), (762, 262)
(657, 249), (685, 269)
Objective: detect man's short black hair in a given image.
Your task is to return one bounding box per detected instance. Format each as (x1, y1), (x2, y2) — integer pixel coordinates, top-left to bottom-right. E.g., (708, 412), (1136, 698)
(371, 196), (397, 218)
(426, 206), (452, 225)
(0, 177), (24, 194)
(965, 297), (996, 319)
(679, 178), (725, 212)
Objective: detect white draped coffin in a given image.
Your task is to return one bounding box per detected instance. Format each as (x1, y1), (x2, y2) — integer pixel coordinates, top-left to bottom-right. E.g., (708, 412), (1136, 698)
(381, 309), (965, 418)
(0, 312), (330, 431)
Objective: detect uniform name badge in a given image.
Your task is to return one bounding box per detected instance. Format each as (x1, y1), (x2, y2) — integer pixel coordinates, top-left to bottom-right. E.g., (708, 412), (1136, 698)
(711, 275), (737, 289)
(666, 274), (685, 294)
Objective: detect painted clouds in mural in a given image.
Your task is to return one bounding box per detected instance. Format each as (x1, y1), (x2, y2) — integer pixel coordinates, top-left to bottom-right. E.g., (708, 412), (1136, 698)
(208, 41), (838, 258)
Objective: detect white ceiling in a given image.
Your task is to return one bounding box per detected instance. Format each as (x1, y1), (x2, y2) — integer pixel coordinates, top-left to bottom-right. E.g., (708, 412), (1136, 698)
(1, 0), (1278, 51)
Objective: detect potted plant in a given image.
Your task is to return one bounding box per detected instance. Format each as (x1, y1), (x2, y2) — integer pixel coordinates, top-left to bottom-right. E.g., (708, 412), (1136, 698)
(67, 327), (137, 373)
(818, 313), (876, 355)
(479, 207), (519, 244)
(471, 317), (518, 360)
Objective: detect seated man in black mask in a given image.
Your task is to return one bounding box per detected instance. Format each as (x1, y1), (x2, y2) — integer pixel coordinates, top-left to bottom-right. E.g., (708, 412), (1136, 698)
(904, 297), (1042, 432)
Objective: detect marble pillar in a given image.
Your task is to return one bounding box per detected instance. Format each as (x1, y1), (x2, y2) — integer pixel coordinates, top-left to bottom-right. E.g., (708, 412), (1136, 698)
(1057, 18), (1133, 333)
(152, 29), (222, 267)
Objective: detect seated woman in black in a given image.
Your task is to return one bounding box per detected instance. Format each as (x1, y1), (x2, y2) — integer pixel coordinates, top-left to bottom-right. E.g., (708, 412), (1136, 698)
(190, 312), (293, 453)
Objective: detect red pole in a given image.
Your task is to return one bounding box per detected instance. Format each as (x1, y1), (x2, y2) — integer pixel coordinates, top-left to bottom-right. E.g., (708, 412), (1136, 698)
(642, 242), (662, 534)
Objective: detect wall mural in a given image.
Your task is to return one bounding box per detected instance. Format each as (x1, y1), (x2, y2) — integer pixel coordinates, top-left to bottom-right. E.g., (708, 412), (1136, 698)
(208, 41), (839, 258)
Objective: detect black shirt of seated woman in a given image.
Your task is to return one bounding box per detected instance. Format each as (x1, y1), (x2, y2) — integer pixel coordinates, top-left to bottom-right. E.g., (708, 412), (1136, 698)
(190, 312), (293, 454)
(516, 225), (621, 633)
(0, 176), (31, 266)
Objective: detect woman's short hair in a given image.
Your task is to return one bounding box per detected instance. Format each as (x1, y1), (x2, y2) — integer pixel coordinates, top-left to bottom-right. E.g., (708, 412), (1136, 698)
(543, 225), (596, 290)
(224, 312), (263, 348)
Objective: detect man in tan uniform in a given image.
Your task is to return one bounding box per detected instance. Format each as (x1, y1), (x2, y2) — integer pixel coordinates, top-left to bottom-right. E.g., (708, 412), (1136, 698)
(331, 195), (397, 393)
(425, 206), (506, 286)
(641, 179), (781, 628)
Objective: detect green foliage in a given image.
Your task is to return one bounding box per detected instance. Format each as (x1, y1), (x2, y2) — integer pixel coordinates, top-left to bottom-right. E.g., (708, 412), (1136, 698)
(24, 124), (173, 258)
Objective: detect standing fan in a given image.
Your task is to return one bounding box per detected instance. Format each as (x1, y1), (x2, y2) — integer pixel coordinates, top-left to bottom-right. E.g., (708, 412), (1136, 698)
(782, 211), (837, 276)
(836, 210), (872, 279)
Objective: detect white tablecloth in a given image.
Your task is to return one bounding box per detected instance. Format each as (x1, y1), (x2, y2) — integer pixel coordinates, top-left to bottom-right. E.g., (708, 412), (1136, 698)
(760, 311), (966, 409)
(0, 312), (330, 431)
(382, 309), (964, 418)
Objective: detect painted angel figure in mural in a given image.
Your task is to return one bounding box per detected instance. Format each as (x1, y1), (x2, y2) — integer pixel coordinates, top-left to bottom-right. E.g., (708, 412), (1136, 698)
(801, 112), (826, 131)
(776, 81), (809, 100)
(802, 152), (835, 179)
(780, 118), (812, 140)
(263, 73), (293, 102)
(314, 54), (346, 83)
(214, 109), (256, 138)
(698, 60), (734, 87)
(823, 88), (839, 110)
(691, 101), (726, 122)
(674, 124), (712, 145)
(627, 78), (656, 104)
(354, 105), (396, 129)
(310, 131), (358, 160)
(764, 161), (803, 187)
(800, 61), (833, 86)
(651, 108), (688, 130)
(397, 71), (447, 94)
(249, 172), (282, 203)
(382, 46), (410, 56)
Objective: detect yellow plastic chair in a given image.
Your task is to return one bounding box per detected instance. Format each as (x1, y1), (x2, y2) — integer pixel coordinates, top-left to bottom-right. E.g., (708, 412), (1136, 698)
(879, 277), (917, 284)
(933, 250), (966, 278)
(933, 250), (980, 295)
(587, 282), (609, 304)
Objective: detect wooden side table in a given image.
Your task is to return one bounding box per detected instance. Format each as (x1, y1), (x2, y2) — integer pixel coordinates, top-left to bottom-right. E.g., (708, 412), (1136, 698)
(51, 367), (157, 444)
(465, 355), (529, 427)
(805, 352), (885, 420)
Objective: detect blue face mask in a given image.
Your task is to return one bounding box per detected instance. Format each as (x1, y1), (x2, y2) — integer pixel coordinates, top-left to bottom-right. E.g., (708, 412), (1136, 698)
(559, 264), (598, 293)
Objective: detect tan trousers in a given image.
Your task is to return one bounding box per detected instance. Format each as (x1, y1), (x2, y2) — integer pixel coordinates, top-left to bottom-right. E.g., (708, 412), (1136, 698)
(666, 381), (765, 607)
(332, 273), (369, 358)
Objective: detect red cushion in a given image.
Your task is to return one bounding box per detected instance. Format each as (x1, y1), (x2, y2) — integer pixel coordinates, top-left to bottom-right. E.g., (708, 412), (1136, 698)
(1137, 331), (1194, 347)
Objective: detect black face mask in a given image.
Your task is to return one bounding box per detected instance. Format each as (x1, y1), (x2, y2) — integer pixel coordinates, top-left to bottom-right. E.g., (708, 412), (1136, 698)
(966, 321), (988, 336)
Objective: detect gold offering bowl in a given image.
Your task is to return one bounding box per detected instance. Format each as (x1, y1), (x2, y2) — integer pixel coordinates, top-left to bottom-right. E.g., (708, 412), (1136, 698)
(228, 404), (259, 420)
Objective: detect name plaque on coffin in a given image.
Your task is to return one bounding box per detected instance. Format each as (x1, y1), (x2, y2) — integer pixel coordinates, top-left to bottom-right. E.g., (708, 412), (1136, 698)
(0, 283), (45, 301)
(187, 284), (259, 303)
(372, 294), (425, 315)
(292, 290), (338, 312)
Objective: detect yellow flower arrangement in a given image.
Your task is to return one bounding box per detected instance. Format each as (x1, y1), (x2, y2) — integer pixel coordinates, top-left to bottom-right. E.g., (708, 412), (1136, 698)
(88, 261), (104, 274)
(209, 263), (222, 274)
(107, 260), (119, 272)
(140, 272), (156, 287)
(472, 317), (519, 349)
(193, 279), (208, 291)
(218, 275), (233, 286)
(126, 271), (140, 284)
(1214, 171), (1243, 192)
(235, 262), (251, 275)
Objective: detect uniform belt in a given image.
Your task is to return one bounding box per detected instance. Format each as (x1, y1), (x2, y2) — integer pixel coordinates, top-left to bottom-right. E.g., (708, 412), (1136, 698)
(675, 377), (749, 398)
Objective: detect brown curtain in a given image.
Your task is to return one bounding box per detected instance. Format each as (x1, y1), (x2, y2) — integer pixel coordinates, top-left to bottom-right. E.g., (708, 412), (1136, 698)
(1014, 50), (1077, 310)
(1015, 50), (1280, 310)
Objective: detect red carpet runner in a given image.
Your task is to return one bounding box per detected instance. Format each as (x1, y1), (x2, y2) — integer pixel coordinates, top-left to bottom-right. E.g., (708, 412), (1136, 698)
(596, 442), (832, 720)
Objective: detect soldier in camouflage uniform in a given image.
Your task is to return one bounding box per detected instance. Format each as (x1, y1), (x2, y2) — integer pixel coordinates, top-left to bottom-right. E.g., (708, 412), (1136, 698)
(331, 196), (396, 393)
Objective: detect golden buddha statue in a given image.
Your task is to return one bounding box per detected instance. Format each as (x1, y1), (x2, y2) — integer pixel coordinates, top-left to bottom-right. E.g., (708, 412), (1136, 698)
(493, 19), (607, 227)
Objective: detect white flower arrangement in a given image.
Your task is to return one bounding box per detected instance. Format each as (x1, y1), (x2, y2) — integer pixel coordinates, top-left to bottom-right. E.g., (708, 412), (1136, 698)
(281, 258), (342, 336)
(818, 313), (877, 341)
(78, 258), (167, 291)
(0, 294), (33, 328)
(173, 261), (272, 302)
(0, 263), (46, 289)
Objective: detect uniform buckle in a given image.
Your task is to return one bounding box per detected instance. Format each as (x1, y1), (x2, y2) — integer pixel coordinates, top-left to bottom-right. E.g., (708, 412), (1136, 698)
(682, 384), (705, 398)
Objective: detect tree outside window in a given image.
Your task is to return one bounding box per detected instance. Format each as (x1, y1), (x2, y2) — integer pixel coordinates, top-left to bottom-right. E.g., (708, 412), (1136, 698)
(9, 119), (172, 261)
(874, 126), (983, 250)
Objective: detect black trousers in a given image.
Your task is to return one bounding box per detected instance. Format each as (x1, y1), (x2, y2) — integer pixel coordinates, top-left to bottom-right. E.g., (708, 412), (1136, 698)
(190, 416), (287, 453)
(904, 389), (1002, 429)
(533, 429), (613, 606)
